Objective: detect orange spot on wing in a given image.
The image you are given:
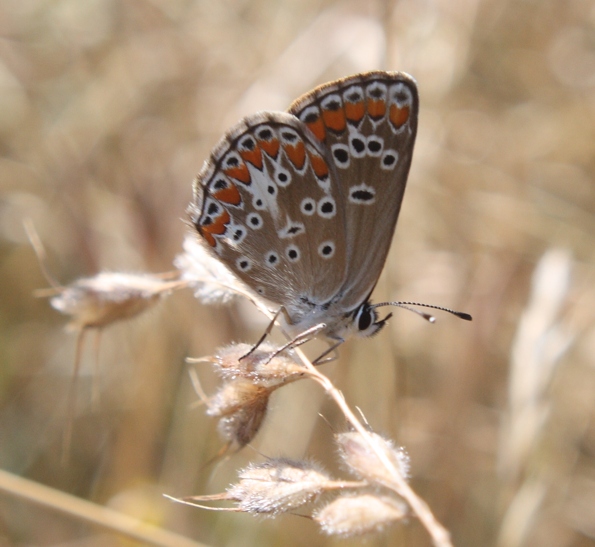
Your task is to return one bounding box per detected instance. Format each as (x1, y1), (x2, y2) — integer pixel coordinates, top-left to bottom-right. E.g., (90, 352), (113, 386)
(213, 184), (241, 205)
(224, 163), (251, 184)
(309, 153), (329, 179)
(240, 147), (263, 169)
(200, 230), (216, 247)
(306, 117), (326, 142)
(322, 109), (346, 132)
(367, 99), (386, 119)
(258, 137), (280, 158)
(389, 104), (410, 128)
(201, 210), (230, 236)
(284, 141), (306, 169)
(345, 101), (365, 123)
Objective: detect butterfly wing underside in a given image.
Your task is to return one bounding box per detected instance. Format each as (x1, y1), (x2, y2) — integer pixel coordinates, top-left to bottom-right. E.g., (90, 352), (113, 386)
(190, 71), (418, 328)
(289, 72), (419, 311)
(190, 112), (350, 307)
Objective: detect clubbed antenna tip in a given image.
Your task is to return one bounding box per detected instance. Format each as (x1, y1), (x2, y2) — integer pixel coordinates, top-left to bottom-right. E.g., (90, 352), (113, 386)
(372, 301), (472, 323)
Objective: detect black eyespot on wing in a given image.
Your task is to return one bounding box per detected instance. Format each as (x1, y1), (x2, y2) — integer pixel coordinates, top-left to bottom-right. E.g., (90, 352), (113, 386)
(237, 257), (252, 272)
(318, 241), (335, 258)
(304, 112), (318, 123)
(241, 137), (255, 150)
(333, 148), (348, 163)
(317, 197), (337, 218)
(352, 190), (374, 201)
(232, 227), (246, 242)
(369, 87), (383, 99)
(258, 128), (273, 140)
(368, 140), (381, 153)
(247, 213), (263, 229)
(281, 131), (298, 143)
(301, 198), (316, 215)
(351, 138), (365, 153)
(266, 251), (279, 265)
(321, 201), (333, 214)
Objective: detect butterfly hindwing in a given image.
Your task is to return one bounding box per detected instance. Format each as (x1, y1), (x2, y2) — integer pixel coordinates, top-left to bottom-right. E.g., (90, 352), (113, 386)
(191, 112), (349, 306)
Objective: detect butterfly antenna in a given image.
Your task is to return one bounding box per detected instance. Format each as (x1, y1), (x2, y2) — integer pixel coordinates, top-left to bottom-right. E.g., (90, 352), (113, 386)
(372, 301), (472, 323)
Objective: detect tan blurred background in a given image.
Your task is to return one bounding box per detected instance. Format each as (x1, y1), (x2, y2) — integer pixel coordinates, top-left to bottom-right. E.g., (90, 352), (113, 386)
(1, 0), (595, 545)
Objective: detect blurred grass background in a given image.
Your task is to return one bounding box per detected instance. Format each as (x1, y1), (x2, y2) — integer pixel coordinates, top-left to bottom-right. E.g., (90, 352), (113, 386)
(1, 0), (595, 545)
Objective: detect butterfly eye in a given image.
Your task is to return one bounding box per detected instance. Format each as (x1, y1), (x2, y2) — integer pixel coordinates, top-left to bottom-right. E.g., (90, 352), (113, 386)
(353, 304), (387, 337)
(356, 305), (373, 331)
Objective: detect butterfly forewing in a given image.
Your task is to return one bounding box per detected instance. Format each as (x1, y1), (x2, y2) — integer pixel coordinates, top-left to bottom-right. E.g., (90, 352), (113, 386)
(191, 112), (348, 306)
(289, 72), (418, 311)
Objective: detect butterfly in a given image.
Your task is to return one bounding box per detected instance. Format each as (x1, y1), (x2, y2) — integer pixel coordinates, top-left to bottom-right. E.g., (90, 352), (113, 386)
(189, 71), (469, 351)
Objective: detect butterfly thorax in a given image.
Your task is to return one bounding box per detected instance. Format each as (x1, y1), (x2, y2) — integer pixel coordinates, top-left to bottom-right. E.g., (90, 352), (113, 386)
(283, 296), (387, 342)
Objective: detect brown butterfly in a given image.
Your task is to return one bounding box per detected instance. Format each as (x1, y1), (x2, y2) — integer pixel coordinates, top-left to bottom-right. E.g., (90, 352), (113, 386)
(189, 72), (470, 352)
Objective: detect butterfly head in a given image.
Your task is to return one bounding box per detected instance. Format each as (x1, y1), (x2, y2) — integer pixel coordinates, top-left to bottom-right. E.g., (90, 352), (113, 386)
(351, 301), (393, 338)
(339, 299), (471, 342)
(282, 296), (392, 342)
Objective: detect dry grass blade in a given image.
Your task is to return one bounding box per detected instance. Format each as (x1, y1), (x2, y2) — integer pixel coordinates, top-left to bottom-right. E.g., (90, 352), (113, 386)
(0, 469), (208, 547)
(498, 249), (574, 547)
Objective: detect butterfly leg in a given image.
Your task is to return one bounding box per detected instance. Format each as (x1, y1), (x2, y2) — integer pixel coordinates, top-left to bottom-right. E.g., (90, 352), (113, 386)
(262, 323), (327, 365)
(312, 339), (344, 365)
(240, 306), (287, 361)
